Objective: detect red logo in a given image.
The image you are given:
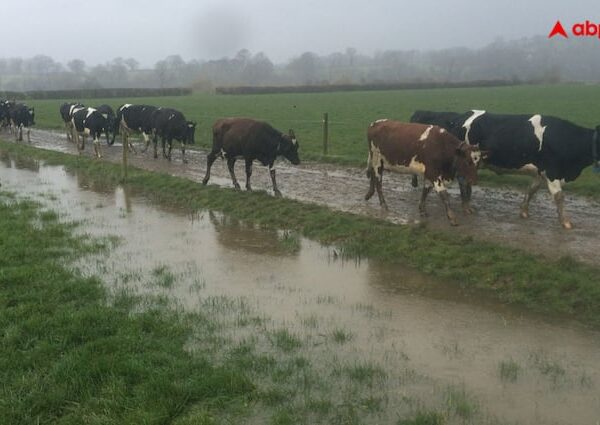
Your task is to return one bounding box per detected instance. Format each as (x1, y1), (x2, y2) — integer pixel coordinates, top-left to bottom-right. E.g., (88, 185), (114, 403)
(549, 20), (600, 39)
(548, 20), (568, 38)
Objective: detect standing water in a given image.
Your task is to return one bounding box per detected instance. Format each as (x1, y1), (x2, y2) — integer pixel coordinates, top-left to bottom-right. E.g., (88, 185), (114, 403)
(1, 152), (599, 425)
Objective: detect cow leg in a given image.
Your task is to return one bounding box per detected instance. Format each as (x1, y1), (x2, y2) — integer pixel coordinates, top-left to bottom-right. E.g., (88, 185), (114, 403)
(65, 123), (72, 142)
(269, 164), (282, 197)
(245, 159), (253, 191)
(94, 136), (102, 158)
(142, 132), (151, 153)
(419, 185), (433, 217)
(152, 134), (159, 159)
(411, 174), (419, 188)
(181, 141), (187, 164)
(365, 166), (376, 201)
(544, 176), (572, 229)
(434, 180), (458, 226)
(26, 127), (31, 143)
(202, 151), (219, 185)
(227, 157), (241, 190)
(167, 138), (173, 161)
(519, 174), (543, 219)
(374, 164), (387, 210)
(458, 178), (474, 214)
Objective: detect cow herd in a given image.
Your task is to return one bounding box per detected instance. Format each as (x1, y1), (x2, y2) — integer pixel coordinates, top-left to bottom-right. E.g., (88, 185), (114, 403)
(0, 100), (35, 142)
(1, 98), (598, 229)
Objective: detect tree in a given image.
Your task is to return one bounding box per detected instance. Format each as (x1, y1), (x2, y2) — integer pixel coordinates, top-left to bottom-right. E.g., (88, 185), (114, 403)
(68, 59), (86, 74)
(287, 52), (320, 84)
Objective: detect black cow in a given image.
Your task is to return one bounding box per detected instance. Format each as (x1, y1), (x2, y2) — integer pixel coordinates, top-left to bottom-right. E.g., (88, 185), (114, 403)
(9, 103), (35, 142)
(151, 108), (196, 162)
(113, 104), (158, 152)
(412, 109), (600, 229)
(0, 100), (12, 130)
(94, 104), (116, 145)
(60, 102), (85, 143)
(202, 118), (300, 197)
(71, 107), (108, 158)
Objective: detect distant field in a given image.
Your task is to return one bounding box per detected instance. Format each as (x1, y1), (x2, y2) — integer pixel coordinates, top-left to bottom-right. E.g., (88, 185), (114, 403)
(27, 83), (600, 197)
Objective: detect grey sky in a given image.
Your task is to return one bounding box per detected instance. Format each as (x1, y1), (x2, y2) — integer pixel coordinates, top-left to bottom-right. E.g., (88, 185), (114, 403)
(1, 0), (596, 66)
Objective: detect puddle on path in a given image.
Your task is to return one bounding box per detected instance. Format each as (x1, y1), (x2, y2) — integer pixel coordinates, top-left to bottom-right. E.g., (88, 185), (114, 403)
(1, 154), (599, 425)
(13, 128), (600, 267)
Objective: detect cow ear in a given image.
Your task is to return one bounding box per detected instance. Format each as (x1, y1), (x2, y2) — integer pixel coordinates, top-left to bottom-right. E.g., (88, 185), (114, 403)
(288, 129), (295, 139)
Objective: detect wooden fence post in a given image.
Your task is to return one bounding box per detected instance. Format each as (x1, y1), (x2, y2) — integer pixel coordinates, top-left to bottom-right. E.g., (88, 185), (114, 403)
(322, 112), (329, 155)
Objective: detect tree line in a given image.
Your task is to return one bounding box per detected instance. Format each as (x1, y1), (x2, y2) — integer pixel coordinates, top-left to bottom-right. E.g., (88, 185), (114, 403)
(0, 35), (598, 92)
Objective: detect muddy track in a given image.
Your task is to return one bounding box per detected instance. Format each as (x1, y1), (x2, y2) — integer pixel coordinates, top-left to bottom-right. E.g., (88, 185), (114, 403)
(10, 128), (600, 267)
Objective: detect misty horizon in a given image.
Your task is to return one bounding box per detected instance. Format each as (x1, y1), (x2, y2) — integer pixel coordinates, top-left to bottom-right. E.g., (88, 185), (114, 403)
(2, 0), (597, 67)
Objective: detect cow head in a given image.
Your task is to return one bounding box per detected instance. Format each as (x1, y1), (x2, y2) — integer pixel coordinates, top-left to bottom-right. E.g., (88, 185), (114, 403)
(280, 129), (300, 165)
(454, 142), (480, 185)
(185, 121), (197, 145)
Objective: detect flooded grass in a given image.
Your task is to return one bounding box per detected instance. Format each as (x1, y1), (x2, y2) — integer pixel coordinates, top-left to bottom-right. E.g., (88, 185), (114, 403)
(2, 141), (600, 327)
(3, 149), (600, 424)
(498, 358), (521, 383)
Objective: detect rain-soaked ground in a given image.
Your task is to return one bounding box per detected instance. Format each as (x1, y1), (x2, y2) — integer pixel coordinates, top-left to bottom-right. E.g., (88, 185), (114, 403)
(1, 153), (599, 425)
(12, 128), (600, 267)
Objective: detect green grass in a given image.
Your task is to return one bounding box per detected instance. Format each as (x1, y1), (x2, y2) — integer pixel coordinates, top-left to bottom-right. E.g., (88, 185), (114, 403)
(2, 141), (600, 328)
(27, 84), (600, 198)
(0, 195), (255, 424)
(498, 359), (521, 383)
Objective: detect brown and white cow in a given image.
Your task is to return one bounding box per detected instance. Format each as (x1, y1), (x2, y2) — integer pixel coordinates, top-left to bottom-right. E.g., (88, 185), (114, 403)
(365, 119), (482, 226)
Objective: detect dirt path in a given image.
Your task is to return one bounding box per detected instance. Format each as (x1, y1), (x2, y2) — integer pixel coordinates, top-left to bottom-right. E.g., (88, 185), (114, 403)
(12, 128), (600, 267)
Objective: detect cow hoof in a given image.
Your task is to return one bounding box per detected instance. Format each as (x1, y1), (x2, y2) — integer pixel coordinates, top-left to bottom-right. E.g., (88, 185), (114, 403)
(183, 159), (188, 164)
(520, 210), (529, 219)
(419, 210), (428, 218)
(449, 220), (459, 226)
(463, 205), (475, 215)
(233, 185), (241, 191)
(202, 179), (208, 186)
(246, 186), (252, 192)
(562, 221), (573, 230)
(274, 190), (282, 198)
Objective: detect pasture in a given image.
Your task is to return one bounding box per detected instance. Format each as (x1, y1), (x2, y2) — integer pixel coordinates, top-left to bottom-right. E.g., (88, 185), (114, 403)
(27, 83), (600, 197)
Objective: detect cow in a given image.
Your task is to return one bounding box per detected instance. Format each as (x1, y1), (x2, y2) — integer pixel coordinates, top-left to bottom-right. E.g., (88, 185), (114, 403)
(71, 107), (108, 158)
(94, 104), (116, 145)
(113, 104), (158, 153)
(365, 119), (481, 226)
(60, 102), (85, 143)
(202, 118), (300, 197)
(412, 109), (600, 229)
(151, 108), (196, 162)
(0, 100), (12, 130)
(9, 103), (35, 142)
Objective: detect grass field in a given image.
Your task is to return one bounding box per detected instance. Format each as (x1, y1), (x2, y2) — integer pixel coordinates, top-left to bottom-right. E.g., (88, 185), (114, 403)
(27, 83), (600, 197)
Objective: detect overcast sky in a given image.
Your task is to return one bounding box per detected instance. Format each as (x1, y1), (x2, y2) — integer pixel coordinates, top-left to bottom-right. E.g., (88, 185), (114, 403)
(1, 0), (596, 66)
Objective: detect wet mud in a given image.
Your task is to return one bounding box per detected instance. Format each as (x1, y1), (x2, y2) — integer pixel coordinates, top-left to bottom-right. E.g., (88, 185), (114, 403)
(1, 157), (599, 425)
(12, 128), (600, 267)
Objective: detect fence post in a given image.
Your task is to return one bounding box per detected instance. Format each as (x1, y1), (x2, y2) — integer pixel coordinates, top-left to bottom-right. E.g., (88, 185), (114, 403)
(322, 112), (329, 155)
(122, 136), (128, 181)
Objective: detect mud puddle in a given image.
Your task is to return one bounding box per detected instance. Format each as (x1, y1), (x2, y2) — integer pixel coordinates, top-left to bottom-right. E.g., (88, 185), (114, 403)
(11, 128), (600, 267)
(1, 154), (599, 424)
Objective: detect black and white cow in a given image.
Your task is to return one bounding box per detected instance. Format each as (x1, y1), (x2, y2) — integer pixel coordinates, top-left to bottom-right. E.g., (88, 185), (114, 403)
(9, 103), (35, 142)
(60, 102), (85, 143)
(0, 100), (12, 130)
(411, 109), (600, 229)
(202, 118), (300, 197)
(71, 107), (108, 158)
(94, 104), (116, 145)
(151, 108), (196, 162)
(113, 104), (157, 152)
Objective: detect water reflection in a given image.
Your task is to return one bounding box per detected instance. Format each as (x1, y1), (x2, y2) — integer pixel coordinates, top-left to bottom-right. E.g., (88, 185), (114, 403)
(1, 152), (599, 425)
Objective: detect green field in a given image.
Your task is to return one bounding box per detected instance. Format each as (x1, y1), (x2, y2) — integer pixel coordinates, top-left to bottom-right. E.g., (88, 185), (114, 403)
(28, 84), (600, 197)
